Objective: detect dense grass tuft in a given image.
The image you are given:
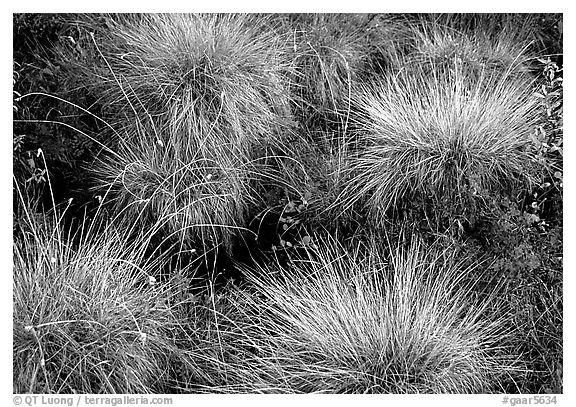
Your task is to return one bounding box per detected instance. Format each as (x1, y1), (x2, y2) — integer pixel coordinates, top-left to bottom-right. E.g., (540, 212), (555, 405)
(403, 16), (536, 77)
(340, 64), (541, 228)
(284, 14), (375, 125)
(193, 236), (517, 393)
(426, 13), (562, 57)
(12, 196), (197, 393)
(93, 116), (258, 252)
(87, 13), (295, 151)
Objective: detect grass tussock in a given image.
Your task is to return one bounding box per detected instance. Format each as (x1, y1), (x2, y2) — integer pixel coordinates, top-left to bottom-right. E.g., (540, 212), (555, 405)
(13, 198), (195, 393)
(427, 13), (560, 56)
(341, 64), (541, 227)
(88, 13), (295, 152)
(194, 236), (517, 393)
(93, 116), (258, 252)
(404, 16), (535, 77)
(285, 14), (376, 123)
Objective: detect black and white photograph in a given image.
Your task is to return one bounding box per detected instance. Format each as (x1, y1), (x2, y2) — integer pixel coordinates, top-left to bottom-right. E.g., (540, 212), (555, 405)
(11, 7), (564, 401)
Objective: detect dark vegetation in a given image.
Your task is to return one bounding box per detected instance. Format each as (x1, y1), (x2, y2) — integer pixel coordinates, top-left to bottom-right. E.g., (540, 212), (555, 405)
(13, 13), (562, 394)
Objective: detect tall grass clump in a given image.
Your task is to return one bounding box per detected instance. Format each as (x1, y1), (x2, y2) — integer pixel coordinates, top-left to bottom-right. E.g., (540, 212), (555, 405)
(194, 236), (517, 393)
(13, 190), (198, 393)
(93, 115), (258, 253)
(425, 13), (561, 57)
(79, 13), (295, 153)
(340, 64), (541, 229)
(404, 15), (536, 78)
(284, 14), (377, 125)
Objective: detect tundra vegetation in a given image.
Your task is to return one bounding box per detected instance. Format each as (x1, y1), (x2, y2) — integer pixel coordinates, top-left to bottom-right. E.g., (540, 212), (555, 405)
(13, 13), (562, 394)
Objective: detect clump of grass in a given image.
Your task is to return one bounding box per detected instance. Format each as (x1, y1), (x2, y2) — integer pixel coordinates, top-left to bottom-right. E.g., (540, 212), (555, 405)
(93, 115), (258, 253)
(194, 235), (518, 393)
(426, 13), (560, 56)
(285, 14), (376, 125)
(82, 13), (295, 153)
(12, 188), (198, 393)
(507, 268), (563, 393)
(340, 64), (541, 229)
(405, 16), (535, 78)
